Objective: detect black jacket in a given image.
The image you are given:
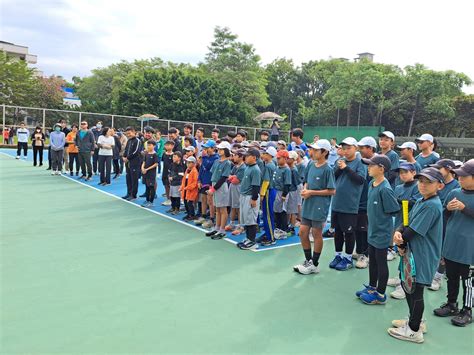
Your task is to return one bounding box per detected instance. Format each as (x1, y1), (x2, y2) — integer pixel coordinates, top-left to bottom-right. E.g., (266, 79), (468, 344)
(124, 136), (142, 165)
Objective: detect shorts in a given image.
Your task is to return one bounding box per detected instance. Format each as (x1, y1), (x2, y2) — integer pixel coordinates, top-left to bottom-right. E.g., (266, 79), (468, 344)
(286, 190), (299, 214)
(239, 195), (260, 226)
(296, 184), (303, 206)
(331, 211), (358, 233)
(213, 183), (230, 208)
(229, 183), (241, 209)
(273, 190), (288, 213)
(355, 211), (368, 232)
(170, 185), (181, 198)
(301, 218), (324, 229)
(162, 175), (169, 186)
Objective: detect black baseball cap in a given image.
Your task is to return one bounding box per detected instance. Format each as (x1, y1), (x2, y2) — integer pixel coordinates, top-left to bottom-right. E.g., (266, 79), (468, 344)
(431, 159), (456, 170)
(452, 159), (474, 177)
(415, 167), (445, 183)
(146, 140), (156, 146)
(244, 148), (261, 159)
(395, 162), (416, 172)
(164, 140), (175, 145)
(144, 126), (155, 133)
(361, 154), (391, 172)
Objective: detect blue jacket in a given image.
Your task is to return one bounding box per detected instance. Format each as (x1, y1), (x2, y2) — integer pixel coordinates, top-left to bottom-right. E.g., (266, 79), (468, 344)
(198, 153), (219, 185)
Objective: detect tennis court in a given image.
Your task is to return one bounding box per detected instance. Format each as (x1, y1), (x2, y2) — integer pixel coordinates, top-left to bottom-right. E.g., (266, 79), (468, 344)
(0, 151), (471, 354)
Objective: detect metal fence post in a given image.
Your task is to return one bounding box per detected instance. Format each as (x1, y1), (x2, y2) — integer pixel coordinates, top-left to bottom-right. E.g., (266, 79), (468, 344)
(42, 109), (46, 131)
(2, 104), (5, 130)
(111, 115), (114, 128)
(79, 112), (82, 126)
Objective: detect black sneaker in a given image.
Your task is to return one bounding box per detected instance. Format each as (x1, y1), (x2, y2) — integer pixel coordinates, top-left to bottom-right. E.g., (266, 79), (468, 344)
(166, 208), (174, 213)
(46, 167), (51, 170)
(434, 302), (459, 317)
(211, 232), (225, 240)
(79, 175), (86, 179)
(323, 229), (335, 238)
(139, 193), (147, 198)
(70, 172), (73, 176)
(122, 195), (130, 199)
(205, 230), (218, 237)
(75, 172), (79, 176)
(451, 308), (472, 327)
(85, 176), (92, 181)
(126, 196), (137, 201)
(261, 239), (276, 246)
(182, 215), (190, 221)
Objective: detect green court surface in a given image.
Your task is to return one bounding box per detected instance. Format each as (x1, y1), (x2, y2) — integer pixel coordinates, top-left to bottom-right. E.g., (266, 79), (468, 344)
(0, 154), (472, 354)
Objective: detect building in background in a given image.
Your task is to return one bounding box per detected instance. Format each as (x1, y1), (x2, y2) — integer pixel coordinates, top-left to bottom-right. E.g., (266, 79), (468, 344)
(0, 40), (43, 76)
(62, 87), (82, 108)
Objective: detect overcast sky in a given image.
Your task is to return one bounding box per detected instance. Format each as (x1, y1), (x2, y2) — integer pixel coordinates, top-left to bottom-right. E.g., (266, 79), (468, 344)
(2, 0), (473, 93)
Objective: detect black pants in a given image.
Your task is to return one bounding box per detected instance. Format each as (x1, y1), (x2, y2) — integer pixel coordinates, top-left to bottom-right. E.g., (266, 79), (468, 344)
(405, 283), (425, 332)
(47, 146), (52, 168)
(445, 258), (473, 309)
(356, 231), (369, 256)
(275, 211), (288, 231)
(92, 148), (99, 173)
(98, 155), (112, 184)
(185, 200), (195, 217)
(271, 135), (279, 142)
(145, 185), (156, 203)
(17, 142), (28, 156)
(332, 212), (357, 254)
(368, 244), (389, 294)
(113, 158), (123, 175)
(51, 149), (63, 171)
(126, 163), (140, 198)
(33, 145), (44, 165)
(171, 196), (181, 210)
(68, 153), (79, 172)
(78, 151), (93, 177)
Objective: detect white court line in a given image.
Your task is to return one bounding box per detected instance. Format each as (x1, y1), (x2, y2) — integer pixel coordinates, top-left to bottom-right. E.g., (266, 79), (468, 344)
(1, 151), (300, 252)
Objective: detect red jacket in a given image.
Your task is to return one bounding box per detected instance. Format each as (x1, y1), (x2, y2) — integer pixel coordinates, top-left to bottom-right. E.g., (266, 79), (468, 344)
(180, 167), (199, 201)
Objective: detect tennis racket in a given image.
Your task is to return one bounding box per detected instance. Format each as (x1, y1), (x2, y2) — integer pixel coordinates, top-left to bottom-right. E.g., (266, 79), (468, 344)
(399, 200), (416, 294)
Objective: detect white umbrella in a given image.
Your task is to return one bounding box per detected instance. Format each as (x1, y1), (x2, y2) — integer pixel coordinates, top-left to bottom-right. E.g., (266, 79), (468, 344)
(254, 112), (284, 122)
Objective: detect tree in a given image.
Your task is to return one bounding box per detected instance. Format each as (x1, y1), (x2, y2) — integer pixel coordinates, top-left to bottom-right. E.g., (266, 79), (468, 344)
(76, 57), (165, 113)
(116, 66), (248, 125)
(0, 51), (39, 106)
(36, 75), (65, 109)
(264, 58), (299, 116)
(204, 26), (269, 120)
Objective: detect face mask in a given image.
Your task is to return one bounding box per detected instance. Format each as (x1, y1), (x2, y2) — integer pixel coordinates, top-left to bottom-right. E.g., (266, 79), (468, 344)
(55, 127), (61, 132)
(36, 129), (41, 132)
(96, 124), (102, 129)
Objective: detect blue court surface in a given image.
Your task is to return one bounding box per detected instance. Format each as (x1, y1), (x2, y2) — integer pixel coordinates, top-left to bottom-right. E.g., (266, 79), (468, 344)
(1, 148), (330, 252)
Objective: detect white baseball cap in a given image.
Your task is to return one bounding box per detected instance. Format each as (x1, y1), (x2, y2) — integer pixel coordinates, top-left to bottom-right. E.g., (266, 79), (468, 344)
(184, 146), (196, 152)
(416, 133), (434, 143)
(309, 139), (332, 151)
(216, 141), (232, 150)
(378, 131), (395, 141)
(357, 136), (377, 149)
(185, 156), (197, 163)
(340, 137), (358, 146)
(397, 142), (417, 150)
(262, 146), (277, 157)
(288, 151), (298, 160)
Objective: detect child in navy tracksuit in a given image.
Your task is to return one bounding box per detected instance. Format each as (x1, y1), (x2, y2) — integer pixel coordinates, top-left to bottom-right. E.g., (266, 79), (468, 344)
(196, 140), (219, 227)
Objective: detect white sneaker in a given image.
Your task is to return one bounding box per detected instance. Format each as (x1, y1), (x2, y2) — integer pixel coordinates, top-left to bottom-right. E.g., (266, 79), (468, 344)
(355, 255), (369, 269)
(390, 285), (406, 299)
(387, 249), (397, 261)
(391, 318), (427, 334)
(293, 259), (320, 275)
(388, 324), (424, 343)
(202, 220), (214, 229)
(56, 171), (62, 176)
(428, 278), (441, 291)
(387, 277), (401, 287)
(161, 199), (171, 206)
(16, 156), (20, 159)
(51, 171), (56, 175)
(194, 217), (206, 225)
(352, 252), (359, 260)
(274, 229), (288, 240)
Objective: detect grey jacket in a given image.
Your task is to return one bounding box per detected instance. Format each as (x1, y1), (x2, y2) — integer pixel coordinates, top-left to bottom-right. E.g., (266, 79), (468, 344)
(75, 130), (96, 152)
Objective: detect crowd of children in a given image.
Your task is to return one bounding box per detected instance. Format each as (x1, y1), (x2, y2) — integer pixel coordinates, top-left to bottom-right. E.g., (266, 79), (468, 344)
(12, 121), (473, 343)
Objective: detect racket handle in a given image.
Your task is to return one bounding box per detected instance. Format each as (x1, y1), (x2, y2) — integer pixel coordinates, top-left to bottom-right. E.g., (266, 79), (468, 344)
(402, 200), (409, 227)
